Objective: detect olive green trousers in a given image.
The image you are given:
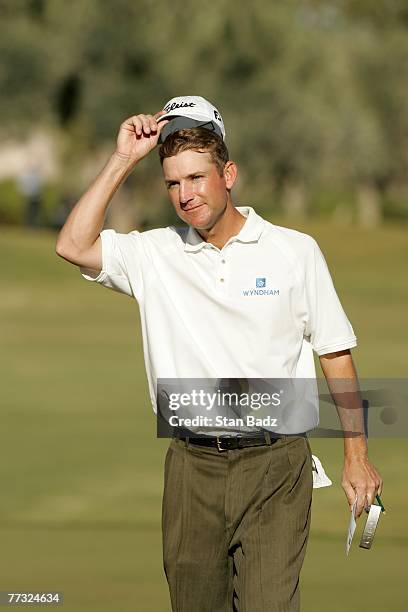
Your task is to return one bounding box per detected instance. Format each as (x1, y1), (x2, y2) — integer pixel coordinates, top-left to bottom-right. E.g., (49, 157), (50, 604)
(162, 435), (313, 612)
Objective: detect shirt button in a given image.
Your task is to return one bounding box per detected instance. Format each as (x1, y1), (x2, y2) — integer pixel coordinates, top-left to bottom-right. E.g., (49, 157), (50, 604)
(220, 278), (225, 282)
(221, 259), (226, 264)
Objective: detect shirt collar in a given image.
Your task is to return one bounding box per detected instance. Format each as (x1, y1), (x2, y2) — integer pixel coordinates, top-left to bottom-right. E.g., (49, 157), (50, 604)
(183, 206), (265, 252)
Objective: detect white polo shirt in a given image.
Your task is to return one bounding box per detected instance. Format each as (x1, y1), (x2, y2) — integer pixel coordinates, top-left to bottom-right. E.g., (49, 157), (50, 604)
(80, 206), (356, 431)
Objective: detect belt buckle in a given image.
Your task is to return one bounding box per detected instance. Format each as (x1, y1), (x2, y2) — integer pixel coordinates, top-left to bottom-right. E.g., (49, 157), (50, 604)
(216, 437), (228, 452)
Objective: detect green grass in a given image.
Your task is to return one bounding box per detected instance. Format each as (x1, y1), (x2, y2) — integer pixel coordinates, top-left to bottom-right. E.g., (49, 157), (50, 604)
(1, 222), (407, 611)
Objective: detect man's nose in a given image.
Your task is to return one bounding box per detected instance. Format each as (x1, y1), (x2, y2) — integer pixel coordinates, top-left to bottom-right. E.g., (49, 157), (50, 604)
(179, 181), (194, 204)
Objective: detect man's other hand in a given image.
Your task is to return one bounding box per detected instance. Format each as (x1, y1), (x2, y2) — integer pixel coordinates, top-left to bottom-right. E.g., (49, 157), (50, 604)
(342, 454), (383, 518)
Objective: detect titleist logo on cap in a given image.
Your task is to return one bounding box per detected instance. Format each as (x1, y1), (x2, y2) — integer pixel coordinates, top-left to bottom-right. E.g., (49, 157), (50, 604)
(164, 101), (196, 112)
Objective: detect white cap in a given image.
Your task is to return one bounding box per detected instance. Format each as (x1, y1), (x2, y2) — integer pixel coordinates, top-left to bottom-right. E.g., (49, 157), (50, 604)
(158, 95), (226, 141)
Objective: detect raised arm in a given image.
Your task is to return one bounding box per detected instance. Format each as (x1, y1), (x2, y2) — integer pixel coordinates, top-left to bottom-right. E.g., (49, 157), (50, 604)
(55, 111), (169, 271)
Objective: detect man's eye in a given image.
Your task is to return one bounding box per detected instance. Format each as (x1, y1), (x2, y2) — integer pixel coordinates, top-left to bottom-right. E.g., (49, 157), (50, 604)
(193, 175), (203, 180)
(167, 182), (178, 188)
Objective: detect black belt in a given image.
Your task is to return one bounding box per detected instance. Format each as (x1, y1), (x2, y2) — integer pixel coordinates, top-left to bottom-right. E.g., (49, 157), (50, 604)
(179, 432), (285, 452)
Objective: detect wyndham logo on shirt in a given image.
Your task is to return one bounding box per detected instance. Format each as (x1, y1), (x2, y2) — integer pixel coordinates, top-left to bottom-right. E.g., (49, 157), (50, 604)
(242, 278), (279, 297)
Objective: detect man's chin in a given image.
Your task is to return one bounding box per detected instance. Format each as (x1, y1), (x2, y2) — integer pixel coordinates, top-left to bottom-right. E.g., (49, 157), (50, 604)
(178, 207), (212, 229)
(189, 219), (212, 230)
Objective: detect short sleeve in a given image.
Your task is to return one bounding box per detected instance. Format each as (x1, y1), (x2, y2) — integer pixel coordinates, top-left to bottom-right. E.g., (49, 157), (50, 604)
(79, 229), (144, 300)
(303, 238), (357, 355)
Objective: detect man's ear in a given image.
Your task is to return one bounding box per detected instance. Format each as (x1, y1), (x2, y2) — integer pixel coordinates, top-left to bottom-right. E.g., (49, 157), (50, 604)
(223, 161), (238, 190)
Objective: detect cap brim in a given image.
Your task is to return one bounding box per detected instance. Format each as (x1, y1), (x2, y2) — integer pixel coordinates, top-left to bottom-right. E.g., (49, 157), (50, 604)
(158, 116), (224, 143)
(157, 112), (211, 124)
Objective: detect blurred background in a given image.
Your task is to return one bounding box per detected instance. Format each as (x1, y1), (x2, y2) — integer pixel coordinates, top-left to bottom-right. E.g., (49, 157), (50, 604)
(1, 1), (407, 610)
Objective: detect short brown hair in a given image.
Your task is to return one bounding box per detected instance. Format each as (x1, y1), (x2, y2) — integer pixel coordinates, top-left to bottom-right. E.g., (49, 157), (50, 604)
(158, 128), (230, 176)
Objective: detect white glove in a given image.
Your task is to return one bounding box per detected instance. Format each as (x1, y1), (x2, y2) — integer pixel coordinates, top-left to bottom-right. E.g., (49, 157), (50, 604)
(312, 454), (333, 488)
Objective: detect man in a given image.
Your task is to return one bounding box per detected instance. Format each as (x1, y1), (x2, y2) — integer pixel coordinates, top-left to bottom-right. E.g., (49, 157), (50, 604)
(56, 96), (383, 611)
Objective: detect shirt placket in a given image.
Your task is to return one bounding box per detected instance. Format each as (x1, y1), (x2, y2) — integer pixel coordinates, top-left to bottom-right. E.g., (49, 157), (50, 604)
(214, 243), (233, 296)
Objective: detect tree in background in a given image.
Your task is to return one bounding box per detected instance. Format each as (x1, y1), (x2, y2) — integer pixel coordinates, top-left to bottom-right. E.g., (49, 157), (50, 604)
(0, 0), (407, 227)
